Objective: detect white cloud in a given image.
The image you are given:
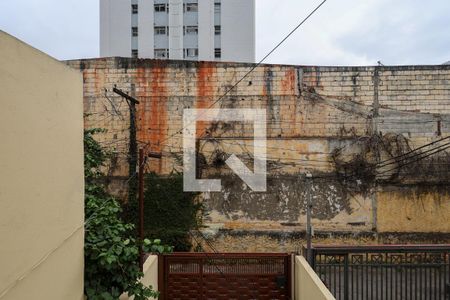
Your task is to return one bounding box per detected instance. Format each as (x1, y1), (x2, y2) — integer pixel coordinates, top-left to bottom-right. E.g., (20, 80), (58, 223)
(0, 0), (98, 60)
(0, 0), (449, 64)
(257, 0), (450, 65)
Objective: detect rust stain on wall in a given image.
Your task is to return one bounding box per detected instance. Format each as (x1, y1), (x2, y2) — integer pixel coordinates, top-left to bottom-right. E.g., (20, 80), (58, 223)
(136, 62), (168, 172)
(196, 62), (217, 138)
(67, 57), (450, 247)
(281, 68), (296, 94)
(280, 68), (298, 136)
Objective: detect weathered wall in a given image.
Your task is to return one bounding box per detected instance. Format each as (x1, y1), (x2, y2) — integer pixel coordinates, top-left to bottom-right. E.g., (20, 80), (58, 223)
(0, 31), (84, 299)
(66, 57), (450, 250)
(377, 187), (450, 233)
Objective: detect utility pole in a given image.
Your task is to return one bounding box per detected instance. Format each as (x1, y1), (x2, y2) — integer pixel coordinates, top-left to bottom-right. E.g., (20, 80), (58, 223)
(371, 68), (380, 233)
(138, 148), (162, 272)
(305, 172), (313, 265)
(113, 87), (140, 206)
(113, 87), (144, 268)
(138, 149), (145, 271)
(137, 149), (162, 271)
(113, 87), (165, 271)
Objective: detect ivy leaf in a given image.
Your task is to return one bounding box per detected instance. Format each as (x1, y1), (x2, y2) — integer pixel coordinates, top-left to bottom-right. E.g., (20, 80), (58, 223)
(84, 129), (170, 299)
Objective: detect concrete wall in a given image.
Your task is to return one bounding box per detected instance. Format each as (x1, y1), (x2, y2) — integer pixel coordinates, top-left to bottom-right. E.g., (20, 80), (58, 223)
(66, 57), (450, 251)
(377, 187), (450, 233)
(138, 0), (155, 59)
(120, 256), (159, 300)
(198, 0), (215, 61)
(295, 256), (335, 300)
(221, 0), (255, 62)
(100, 0), (132, 57)
(168, 0), (184, 59)
(0, 31), (84, 299)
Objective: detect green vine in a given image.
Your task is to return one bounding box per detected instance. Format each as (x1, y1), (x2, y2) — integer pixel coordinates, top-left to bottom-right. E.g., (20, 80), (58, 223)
(84, 129), (172, 300)
(144, 172), (203, 251)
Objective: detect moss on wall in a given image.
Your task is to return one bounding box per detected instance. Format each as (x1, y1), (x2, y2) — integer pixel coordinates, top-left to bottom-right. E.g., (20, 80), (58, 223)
(143, 173), (202, 251)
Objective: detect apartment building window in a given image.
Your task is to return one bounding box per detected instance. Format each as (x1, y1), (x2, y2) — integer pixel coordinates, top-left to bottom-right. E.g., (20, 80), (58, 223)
(155, 49), (168, 58)
(154, 4), (166, 12)
(215, 26), (221, 35)
(185, 26), (198, 35)
(214, 2), (221, 13)
(185, 48), (199, 58)
(215, 48), (221, 58)
(155, 26), (167, 35)
(132, 49), (138, 58)
(132, 27), (138, 37)
(132, 4), (138, 14)
(185, 3), (198, 12)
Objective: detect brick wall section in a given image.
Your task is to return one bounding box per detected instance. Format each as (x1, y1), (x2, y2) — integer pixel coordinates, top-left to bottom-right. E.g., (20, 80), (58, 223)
(67, 58), (450, 249)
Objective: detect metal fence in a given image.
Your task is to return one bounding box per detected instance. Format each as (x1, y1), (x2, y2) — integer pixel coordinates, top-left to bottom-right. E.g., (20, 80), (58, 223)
(310, 245), (450, 300)
(158, 253), (292, 300)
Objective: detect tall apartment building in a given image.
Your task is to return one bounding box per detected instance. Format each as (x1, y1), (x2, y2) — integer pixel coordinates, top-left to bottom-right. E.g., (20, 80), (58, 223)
(100, 0), (255, 62)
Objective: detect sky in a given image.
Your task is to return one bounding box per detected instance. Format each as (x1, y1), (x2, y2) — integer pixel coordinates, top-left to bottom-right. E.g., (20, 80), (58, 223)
(0, 0), (449, 66)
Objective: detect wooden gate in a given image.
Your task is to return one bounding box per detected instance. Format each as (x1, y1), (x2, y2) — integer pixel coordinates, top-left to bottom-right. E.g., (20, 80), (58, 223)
(158, 253), (292, 300)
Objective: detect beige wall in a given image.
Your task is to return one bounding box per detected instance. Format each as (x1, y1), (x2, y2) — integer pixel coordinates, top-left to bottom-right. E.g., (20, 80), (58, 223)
(0, 31), (84, 300)
(295, 256), (335, 300)
(120, 256), (159, 300)
(377, 188), (450, 232)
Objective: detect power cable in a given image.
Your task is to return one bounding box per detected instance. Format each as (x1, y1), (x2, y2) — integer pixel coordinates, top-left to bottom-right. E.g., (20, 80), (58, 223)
(376, 141), (450, 170)
(105, 133), (450, 185)
(376, 144), (450, 178)
(155, 0), (328, 148)
(104, 88), (124, 119)
(86, 145), (450, 230)
(376, 136), (450, 168)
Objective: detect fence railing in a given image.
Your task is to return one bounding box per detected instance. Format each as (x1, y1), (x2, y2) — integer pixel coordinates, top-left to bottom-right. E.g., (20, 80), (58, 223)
(158, 253), (292, 300)
(309, 245), (450, 300)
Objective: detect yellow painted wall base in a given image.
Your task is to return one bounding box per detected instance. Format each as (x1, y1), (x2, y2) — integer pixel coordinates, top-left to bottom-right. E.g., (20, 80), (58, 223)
(377, 188), (450, 232)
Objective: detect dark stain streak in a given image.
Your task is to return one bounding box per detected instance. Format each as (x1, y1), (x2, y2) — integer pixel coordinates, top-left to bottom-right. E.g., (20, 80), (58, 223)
(207, 175), (351, 222)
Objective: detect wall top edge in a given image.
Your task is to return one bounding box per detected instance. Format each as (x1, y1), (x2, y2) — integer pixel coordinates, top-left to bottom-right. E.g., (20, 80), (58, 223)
(65, 57), (450, 72)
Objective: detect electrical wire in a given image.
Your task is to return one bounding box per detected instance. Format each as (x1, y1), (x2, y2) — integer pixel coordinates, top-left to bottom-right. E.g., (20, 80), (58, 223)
(376, 141), (450, 170)
(376, 136), (450, 168)
(89, 94), (450, 125)
(375, 144), (450, 178)
(154, 0), (328, 148)
(107, 135), (450, 180)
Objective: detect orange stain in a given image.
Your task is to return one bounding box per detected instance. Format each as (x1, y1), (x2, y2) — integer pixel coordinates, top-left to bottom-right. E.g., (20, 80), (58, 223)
(136, 62), (168, 172)
(196, 62), (216, 138)
(281, 68), (296, 94)
(280, 68), (298, 136)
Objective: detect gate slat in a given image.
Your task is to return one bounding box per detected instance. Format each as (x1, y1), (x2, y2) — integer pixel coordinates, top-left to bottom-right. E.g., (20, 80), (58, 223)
(159, 253), (292, 300)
